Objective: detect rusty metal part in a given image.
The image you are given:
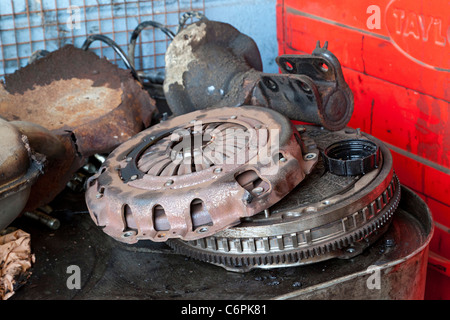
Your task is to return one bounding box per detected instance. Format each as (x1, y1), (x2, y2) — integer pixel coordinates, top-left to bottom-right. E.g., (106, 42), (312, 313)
(163, 20), (353, 131)
(0, 119), (32, 187)
(23, 207), (60, 230)
(0, 119), (44, 230)
(9, 121), (66, 162)
(273, 41), (354, 131)
(176, 11), (208, 35)
(85, 106), (317, 243)
(126, 12), (208, 81)
(167, 126), (399, 272)
(163, 19), (262, 116)
(67, 154), (107, 193)
(0, 44), (157, 210)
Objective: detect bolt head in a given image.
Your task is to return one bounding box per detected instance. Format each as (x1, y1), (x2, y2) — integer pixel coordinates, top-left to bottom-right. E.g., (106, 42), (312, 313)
(252, 186), (264, 195)
(304, 153), (317, 161)
(164, 179), (174, 186)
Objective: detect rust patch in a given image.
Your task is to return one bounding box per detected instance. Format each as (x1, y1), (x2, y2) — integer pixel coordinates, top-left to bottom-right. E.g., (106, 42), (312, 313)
(85, 106), (317, 243)
(4, 45), (124, 94)
(0, 79), (121, 131)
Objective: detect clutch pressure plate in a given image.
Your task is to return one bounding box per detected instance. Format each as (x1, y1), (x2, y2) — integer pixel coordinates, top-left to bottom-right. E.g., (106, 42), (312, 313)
(85, 106), (317, 243)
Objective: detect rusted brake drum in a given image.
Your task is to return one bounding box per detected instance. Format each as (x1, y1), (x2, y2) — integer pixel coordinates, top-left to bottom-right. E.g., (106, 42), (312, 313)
(0, 45), (156, 211)
(85, 106), (318, 243)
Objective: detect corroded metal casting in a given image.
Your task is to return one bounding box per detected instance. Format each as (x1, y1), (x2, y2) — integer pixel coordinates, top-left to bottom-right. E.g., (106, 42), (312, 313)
(86, 106), (317, 243)
(163, 20), (353, 131)
(0, 45), (156, 211)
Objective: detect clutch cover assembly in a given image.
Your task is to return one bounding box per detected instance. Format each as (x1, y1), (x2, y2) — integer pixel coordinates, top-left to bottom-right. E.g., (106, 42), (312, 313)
(85, 106), (317, 243)
(167, 125), (400, 272)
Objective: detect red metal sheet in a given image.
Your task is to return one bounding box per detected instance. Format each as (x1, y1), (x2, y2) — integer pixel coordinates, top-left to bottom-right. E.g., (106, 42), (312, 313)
(285, 47), (450, 171)
(277, 0), (450, 299)
(277, 0), (450, 100)
(426, 199), (450, 229)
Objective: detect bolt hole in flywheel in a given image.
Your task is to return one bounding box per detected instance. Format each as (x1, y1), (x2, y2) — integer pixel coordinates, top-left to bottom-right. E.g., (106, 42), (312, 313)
(85, 106), (318, 243)
(166, 126), (401, 272)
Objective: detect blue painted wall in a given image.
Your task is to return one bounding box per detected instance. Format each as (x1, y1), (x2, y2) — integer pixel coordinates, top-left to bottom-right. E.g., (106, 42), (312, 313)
(203, 0), (278, 73)
(0, 0), (277, 78)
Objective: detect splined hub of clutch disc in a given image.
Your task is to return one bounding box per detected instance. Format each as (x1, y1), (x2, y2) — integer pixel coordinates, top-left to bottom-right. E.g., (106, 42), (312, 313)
(167, 126), (400, 272)
(85, 106), (317, 243)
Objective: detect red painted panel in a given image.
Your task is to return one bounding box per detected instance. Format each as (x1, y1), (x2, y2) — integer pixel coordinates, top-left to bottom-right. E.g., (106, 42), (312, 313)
(282, 46), (450, 169)
(389, 150), (424, 193)
(277, 0), (450, 298)
(281, 0), (392, 38)
(425, 268), (450, 300)
(278, 0), (450, 100)
(426, 198), (450, 229)
(424, 165), (450, 206)
(429, 224), (450, 255)
(390, 149), (450, 227)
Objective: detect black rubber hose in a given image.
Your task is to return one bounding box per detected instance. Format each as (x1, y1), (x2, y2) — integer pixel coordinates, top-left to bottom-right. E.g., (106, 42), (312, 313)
(81, 34), (140, 81)
(127, 20), (175, 70)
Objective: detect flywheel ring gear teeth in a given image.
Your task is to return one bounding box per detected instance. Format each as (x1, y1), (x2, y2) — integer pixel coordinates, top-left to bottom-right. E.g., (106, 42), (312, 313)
(167, 174), (400, 272)
(85, 106), (317, 243)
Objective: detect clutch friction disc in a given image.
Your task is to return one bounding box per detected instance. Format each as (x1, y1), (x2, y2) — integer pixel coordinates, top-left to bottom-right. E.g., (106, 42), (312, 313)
(167, 126), (400, 272)
(85, 106), (317, 243)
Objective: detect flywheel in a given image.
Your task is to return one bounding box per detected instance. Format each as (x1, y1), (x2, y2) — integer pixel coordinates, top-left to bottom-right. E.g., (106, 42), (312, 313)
(166, 125), (400, 272)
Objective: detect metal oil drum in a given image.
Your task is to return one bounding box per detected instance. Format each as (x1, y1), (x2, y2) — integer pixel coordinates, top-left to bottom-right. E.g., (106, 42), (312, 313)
(275, 186), (434, 300)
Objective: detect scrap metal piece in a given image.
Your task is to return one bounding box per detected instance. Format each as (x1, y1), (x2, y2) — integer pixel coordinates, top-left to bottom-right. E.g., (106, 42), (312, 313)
(85, 106), (317, 243)
(0, 119), (44, 230)
(23, 207), (60, 231)
(163, 20), (262, 115)
(273, 41), (354, 131)
(163, 20), (353, 131)
(167, 126), (399, 272)
(0, 45), (157, 211)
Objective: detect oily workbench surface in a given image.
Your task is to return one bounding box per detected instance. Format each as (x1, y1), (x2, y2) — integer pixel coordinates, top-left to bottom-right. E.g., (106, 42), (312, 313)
(9, 188), (397, 300)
